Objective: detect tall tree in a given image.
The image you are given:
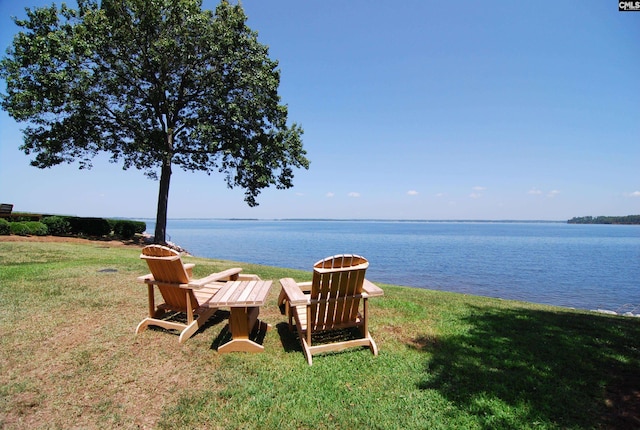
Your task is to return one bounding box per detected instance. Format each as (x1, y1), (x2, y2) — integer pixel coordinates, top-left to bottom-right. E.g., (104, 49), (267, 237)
(0, 0), (308, 243)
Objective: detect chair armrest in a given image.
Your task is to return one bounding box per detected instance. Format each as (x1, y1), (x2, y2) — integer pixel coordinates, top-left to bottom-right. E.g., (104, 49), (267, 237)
(137, 274), (154, 283)
(137, 275), (191, 289)
(280, 278), (310, 306)
(183, 263), (195, 278)
(362, 279), (384, 297)
(189, 267), (243, 287)
(298, 281), (312, 294)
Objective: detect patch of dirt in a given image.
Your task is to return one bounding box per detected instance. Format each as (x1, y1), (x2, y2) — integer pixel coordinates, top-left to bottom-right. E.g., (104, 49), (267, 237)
(0, 235), (216, 428)
(0, 234), (146, 248)
(0, 234), (192, 254)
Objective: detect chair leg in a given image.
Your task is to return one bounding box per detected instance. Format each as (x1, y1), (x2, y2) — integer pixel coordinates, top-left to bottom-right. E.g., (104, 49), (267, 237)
(135, 318), (188, 336)
(147, 285), (156, 317)
(288, 310), (294, 331)
(300, 332), (313, 365)
(136, 309), (217, 343)
(368, 333), (379, 356)
(178, 320), (201, 344)
(178, 308), (217, 344)
(277, 289), (287, 315)
(135, 318), (152, 334)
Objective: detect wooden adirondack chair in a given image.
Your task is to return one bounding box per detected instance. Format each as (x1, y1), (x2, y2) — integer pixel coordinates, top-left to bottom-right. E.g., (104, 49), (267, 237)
(279, 254), (384, 365)
(136, 244), (256, 343)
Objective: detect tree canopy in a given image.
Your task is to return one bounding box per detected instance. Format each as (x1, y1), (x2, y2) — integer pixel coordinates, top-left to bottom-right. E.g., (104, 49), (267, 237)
(1, 0), (308, 243)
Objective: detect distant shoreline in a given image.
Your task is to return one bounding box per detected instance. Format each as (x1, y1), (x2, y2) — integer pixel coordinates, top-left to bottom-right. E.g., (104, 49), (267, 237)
(568, 215), (640, 225)
(140, 218), (567, 223)
(136, 217), (640, 225)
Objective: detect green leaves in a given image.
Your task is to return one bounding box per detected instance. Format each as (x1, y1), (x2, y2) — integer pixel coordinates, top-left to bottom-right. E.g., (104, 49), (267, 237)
(2, 0), (307, 189)
(1, 0), (308, 242)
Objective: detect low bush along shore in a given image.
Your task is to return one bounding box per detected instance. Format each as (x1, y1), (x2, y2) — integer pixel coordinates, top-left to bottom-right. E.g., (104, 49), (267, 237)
(1, 236), (639, 429)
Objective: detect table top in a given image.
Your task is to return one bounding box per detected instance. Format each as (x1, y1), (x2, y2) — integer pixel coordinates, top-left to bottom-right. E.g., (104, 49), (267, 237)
(209, 280), (273, 307)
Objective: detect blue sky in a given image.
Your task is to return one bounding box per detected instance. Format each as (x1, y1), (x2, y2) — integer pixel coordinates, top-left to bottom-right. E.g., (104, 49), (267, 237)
(1, 0), (638, 221)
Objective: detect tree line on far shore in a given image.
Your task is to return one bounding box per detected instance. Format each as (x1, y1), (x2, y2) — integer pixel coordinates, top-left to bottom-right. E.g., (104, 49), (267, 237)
(568, 215), (640, 225)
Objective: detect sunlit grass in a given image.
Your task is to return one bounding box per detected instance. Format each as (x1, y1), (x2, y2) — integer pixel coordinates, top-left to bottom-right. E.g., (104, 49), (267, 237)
(1, 239), (639, 429)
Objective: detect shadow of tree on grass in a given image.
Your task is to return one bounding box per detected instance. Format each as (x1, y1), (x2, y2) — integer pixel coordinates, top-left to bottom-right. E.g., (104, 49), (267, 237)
(417, 305), (640, 429)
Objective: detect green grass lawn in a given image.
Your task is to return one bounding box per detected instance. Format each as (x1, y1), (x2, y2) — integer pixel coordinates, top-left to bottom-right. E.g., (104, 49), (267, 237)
(1, 239), (639, 429)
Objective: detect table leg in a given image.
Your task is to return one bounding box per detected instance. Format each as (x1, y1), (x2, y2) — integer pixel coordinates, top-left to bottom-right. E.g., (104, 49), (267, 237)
(218, 306), (271, 353)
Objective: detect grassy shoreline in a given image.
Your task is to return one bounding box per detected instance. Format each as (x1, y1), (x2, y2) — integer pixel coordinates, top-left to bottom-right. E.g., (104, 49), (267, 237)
(1, 238), (639, 429)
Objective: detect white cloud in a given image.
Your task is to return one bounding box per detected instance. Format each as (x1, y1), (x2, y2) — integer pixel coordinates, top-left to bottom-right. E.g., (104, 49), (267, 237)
(326, 192), (334, 198)
(529, 187), (559, 198)
(348, 192), (361, 198)
(469, 186), (487, 199)
(528, 187), (543, 195)
(295, 192), (304, 196)
(629, 191), (640, 197)
(407, 190), (419, 196)
(469, 186), (485, 199)
(435, 193), (445, 198)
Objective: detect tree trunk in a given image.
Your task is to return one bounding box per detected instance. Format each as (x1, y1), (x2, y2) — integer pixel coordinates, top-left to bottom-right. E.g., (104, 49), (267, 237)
(154, 157), (172, 244)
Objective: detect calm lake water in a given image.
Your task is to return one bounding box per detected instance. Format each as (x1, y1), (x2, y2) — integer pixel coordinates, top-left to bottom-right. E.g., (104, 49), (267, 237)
(144, 219), (640, 312)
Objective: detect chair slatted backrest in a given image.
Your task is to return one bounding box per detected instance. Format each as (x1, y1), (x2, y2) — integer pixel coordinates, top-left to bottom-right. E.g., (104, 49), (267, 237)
(141, 245), (198, 312)
(310, 254), (369, 331)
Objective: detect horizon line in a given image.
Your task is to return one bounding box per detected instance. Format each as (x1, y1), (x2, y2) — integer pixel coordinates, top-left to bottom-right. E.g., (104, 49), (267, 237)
(134, 217), (568, 223)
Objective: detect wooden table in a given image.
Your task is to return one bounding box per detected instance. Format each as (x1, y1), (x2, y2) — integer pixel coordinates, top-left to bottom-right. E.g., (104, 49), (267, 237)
(207, 280), (273, 353)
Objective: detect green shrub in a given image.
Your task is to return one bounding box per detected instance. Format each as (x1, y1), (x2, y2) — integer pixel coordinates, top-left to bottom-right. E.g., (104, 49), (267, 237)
(0, 218), (10, 235)
(133, 221), (147, 234)
(67, 217), (111, 237)
(106, 218), (117, 233)
(9, 213), (42, 222)
(42, 216), (71, 236)
(10, 222), (30, 236)
(10, 221), (47, 236)
(26, 222), (48, 236)
(113, 220), (136, 239)
(4, 216), (145, 238)
(107, 219), (146, 239)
